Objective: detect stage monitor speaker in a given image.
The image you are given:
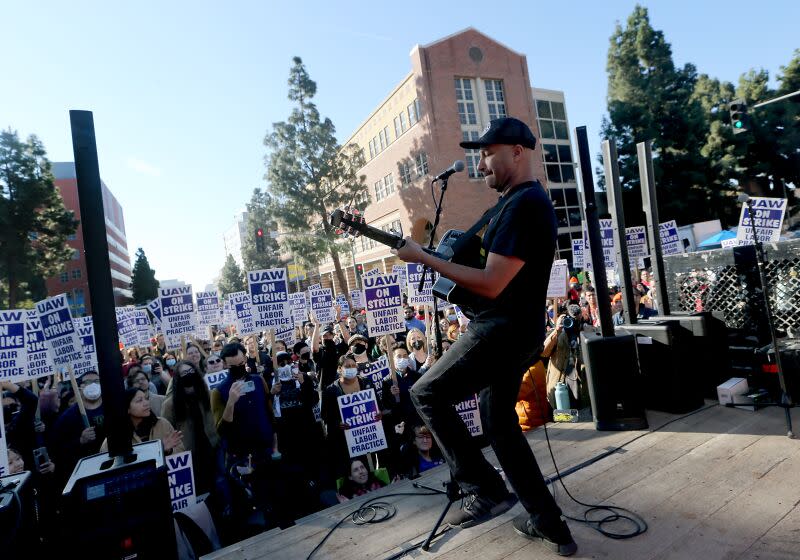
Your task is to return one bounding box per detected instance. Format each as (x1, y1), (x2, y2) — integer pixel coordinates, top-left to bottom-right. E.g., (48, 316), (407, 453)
(645, 312), (731, 400)
(61, 440), (177, 560)
(616, 320), (705, 414)
(0, 471), (34, 557)
(581, 332), (649, 431)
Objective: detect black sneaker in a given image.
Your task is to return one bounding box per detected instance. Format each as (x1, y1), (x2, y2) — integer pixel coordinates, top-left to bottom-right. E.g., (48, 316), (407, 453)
(445, 491), (518, 529)
(512, 513), (577, 556)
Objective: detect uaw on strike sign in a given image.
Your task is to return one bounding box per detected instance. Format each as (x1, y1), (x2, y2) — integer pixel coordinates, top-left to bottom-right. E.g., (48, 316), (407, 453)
(338, 389), (388, 458)
(159, 286), (196, 348)
(248, 268), (291, 331)
(364, 273), (404, 337)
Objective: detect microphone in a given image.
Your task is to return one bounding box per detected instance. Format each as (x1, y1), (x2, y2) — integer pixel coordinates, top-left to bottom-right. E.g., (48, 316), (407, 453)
(433, 160), (465, 181)
(737, 193), (750, 203)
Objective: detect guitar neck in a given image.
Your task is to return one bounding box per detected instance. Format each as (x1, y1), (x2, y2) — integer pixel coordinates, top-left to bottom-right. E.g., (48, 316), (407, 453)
(359, 225), (406, 250)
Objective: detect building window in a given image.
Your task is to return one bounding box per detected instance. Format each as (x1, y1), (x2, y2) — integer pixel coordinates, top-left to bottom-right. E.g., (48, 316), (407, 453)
(384, 126), (390, 146)
(484, 80), (507, 120)
(462, 131), (482, 178)
(354, 190), (370, 206)
(66, 288), (86, 317)
(455, 78), (478, 125)
(394, 116), (402, 140)
(375, 173), (395, 201)
(379, 129), (386, 150)
(415, 152), (429, 177)
(67, 233), (77, 241)
(536, 100), (569, 140)
(72, 269), (82, 280)
(360, 235), (377, 252)
(398, 161), (413, 186)
(542, 142), (575, 184)
(415, 99), (422, 120)
(381, 219), (403, 236)
(72, 249), (80, 260)
(408, 101), (418, 126)
(60, 272), (69, 283)
(400, 111), (408, 133)
(369, 140), (375, 159)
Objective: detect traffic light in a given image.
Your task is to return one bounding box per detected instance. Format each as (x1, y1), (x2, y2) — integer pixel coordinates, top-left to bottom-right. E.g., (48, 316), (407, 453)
(255, 228), (265, 253)
(355, 263), (364, 276)
(729, 99), (749, 135)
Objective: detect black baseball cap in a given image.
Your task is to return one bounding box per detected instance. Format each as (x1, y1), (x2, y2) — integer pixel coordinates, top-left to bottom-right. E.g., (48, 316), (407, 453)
(459, 117), (537, 150)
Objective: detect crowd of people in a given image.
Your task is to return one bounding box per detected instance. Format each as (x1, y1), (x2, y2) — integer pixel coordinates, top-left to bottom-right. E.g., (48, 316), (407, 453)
(1, 273), (656, 552)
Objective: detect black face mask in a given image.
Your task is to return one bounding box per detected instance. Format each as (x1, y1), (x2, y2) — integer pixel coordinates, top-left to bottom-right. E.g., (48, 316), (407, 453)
(229, 364), (247, 379)
(324, 339), (336, 348)
(411, 340), (424, 350)
(352, 344), (367, 355)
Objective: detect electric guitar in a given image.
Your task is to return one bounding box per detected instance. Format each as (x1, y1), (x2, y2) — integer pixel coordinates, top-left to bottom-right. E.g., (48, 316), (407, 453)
(330, 208), (488, 317)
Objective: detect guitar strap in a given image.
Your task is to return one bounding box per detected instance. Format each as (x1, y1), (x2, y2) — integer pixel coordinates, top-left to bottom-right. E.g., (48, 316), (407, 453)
(448, 182), (535, 260)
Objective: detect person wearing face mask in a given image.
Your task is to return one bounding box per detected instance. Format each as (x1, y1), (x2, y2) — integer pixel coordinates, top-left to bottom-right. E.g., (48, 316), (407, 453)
(347, 334), (372, 371)
(139, 354), (168, 395)
(381, 344), (422, 456)
(311, 311), (349, 389)
(50, 371), (106, 486)
(321, 354), (377, 484)
(405, 328), (429, 372)
(269, 351), (319, 465)
(403, 306), (426, 333)
(162, 360), (221, 496)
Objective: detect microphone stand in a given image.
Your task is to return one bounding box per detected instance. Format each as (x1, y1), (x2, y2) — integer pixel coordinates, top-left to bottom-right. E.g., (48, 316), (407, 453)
(418, 177), (447, 359)
(725, 198), (794, 438)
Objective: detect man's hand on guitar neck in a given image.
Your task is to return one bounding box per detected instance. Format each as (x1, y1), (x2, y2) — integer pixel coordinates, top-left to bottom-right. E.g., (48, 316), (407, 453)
(392, 236), (524, 301)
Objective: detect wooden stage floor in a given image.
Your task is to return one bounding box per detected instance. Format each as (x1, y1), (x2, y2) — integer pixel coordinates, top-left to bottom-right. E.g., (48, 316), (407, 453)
(204, 403), (800, 560)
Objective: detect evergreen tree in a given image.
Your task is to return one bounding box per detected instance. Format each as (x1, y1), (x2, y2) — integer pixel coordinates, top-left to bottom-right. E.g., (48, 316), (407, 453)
(0, 129), (78, 308)
(600, 6), (709, 227)
(130, 247), (159, 305)
(264, 57), (368, 298)
(241, 188), (283, 272)
(218, 253), (246, 297)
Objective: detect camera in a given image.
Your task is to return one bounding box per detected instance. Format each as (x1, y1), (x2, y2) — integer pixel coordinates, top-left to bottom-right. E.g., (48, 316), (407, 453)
(562, 316), (574, 329)
(240, 380), (256, 394)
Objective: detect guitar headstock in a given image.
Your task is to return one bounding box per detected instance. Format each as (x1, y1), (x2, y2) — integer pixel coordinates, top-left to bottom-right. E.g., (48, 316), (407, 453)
(330, 207), (366, 238)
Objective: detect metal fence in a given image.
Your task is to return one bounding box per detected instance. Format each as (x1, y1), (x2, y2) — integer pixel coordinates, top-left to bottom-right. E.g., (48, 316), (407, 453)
(663, 238), (800, 341)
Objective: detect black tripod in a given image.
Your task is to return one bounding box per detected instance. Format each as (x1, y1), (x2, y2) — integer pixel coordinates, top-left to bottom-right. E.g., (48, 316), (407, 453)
(411, 478), (462, 550)
(725, 194), (795, 438)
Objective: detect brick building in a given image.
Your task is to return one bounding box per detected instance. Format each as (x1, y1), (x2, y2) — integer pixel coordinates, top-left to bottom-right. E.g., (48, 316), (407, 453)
(46, 162), (133, 315)
(311, 28), (580, 293)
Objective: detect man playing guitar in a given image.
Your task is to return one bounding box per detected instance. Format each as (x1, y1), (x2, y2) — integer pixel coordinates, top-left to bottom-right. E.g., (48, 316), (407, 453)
(392, 117), (577, 556)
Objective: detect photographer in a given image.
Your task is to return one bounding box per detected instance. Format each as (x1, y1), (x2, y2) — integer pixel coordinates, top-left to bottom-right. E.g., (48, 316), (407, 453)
(541, 304), (587, 411)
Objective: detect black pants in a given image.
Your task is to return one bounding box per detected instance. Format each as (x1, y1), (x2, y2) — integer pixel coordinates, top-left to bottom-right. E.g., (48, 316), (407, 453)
(410, 327), (562, 522)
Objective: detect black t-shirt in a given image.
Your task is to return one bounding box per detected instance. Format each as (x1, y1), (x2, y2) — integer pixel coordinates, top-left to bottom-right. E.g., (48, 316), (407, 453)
(470, 181), (556, 346)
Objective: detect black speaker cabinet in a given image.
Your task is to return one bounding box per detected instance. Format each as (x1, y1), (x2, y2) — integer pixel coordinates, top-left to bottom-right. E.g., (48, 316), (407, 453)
(1, 471), (34, 558)
(62, 440), (176, 560)
(646, 312), (731, 399)
(616, 320), (705, 414)
(581, 332), (649, 431)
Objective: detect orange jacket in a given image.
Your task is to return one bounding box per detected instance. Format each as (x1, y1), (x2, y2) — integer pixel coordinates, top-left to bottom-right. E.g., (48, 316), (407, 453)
(516, 360), (550, 431)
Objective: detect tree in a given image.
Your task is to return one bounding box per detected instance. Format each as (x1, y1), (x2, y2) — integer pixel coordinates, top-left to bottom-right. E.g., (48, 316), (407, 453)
(264, 57), (368, 299)
(130, 247), (159, 305)
(241, 188), (283, 272)
(599, 6), (710, 228)
(218, 253), (246, 297)
(0, 129), (78, 308)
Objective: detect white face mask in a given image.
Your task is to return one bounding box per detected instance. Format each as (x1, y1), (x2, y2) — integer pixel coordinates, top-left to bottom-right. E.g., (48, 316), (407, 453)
(342, 367), (358, 380)
(82, 382), (102, 401)
(277, 365), (293, 382)
(395, 358), (411, 371)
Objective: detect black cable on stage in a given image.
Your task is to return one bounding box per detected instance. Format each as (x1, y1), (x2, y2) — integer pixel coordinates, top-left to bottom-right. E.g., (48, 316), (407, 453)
(305, 490), (442, 560)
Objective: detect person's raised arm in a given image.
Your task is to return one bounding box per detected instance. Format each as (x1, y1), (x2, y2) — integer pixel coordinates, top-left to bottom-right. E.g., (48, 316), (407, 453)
(310, 311), (321, 354)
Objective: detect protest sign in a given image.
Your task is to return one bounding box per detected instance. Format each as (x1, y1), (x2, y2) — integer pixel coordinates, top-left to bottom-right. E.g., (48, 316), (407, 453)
(275, 325), (295, 345)
(222, 298), (233, 327)
(456, 394), (483, 436)
(721, 238), (749, 248)
(392, 264), (407, 287)
(133, 308), (152, 348)
(625, 226), (648, 260)
(308, 283), (321, 290)
(0, 310), (27, 383)
(572, 238), (585, 269)
(0, 417), (8, 476)
(337, 388), (388, 458)
(599, 219), (616, 269)
(335, 294), (350, 319)
(406, 263), (434, 306)
(659, 220), (682, 256)
(25, 309), (53, 381)
(546, 259), (569, 299)
(167, 451), (197, 512)
(73, 316), (98, 375)
(363, 268), (381, 277)
(159, 285), (196, 348)
(309, 287), (335, 324)
(350, 289), (364, 309)
(736, 197), (787, 244)
(146, 298), (162, 332)
(363, 273), (404, 337)
(229, 291), (255, 335)
(196, 290), (221, 337)
(362, 355), (390, 401)
(248, 268), (291, 331)
(204, 369), (228, 391)
(116, 307), (138, 348)
(289, 292), (308, 326)
(35, 294), (84, 369)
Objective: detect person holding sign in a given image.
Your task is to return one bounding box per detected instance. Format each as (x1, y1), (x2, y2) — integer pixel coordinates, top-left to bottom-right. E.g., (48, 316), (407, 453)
(391, 118), (577, 555)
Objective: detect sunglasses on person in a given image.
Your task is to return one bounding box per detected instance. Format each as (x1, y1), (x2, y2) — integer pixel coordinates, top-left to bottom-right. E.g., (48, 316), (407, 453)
(207, 358), (222, 365)
(179, 367), (196, 376)
(299, 352), (311, 359)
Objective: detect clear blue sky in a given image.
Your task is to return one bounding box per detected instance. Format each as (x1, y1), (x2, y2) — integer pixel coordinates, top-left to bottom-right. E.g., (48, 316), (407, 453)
(3, 0), (797, 292)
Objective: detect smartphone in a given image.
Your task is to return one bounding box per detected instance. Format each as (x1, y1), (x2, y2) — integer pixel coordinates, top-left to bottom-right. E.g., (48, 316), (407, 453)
(33, 446), (50, 468)
(241, 380), (256, 394)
